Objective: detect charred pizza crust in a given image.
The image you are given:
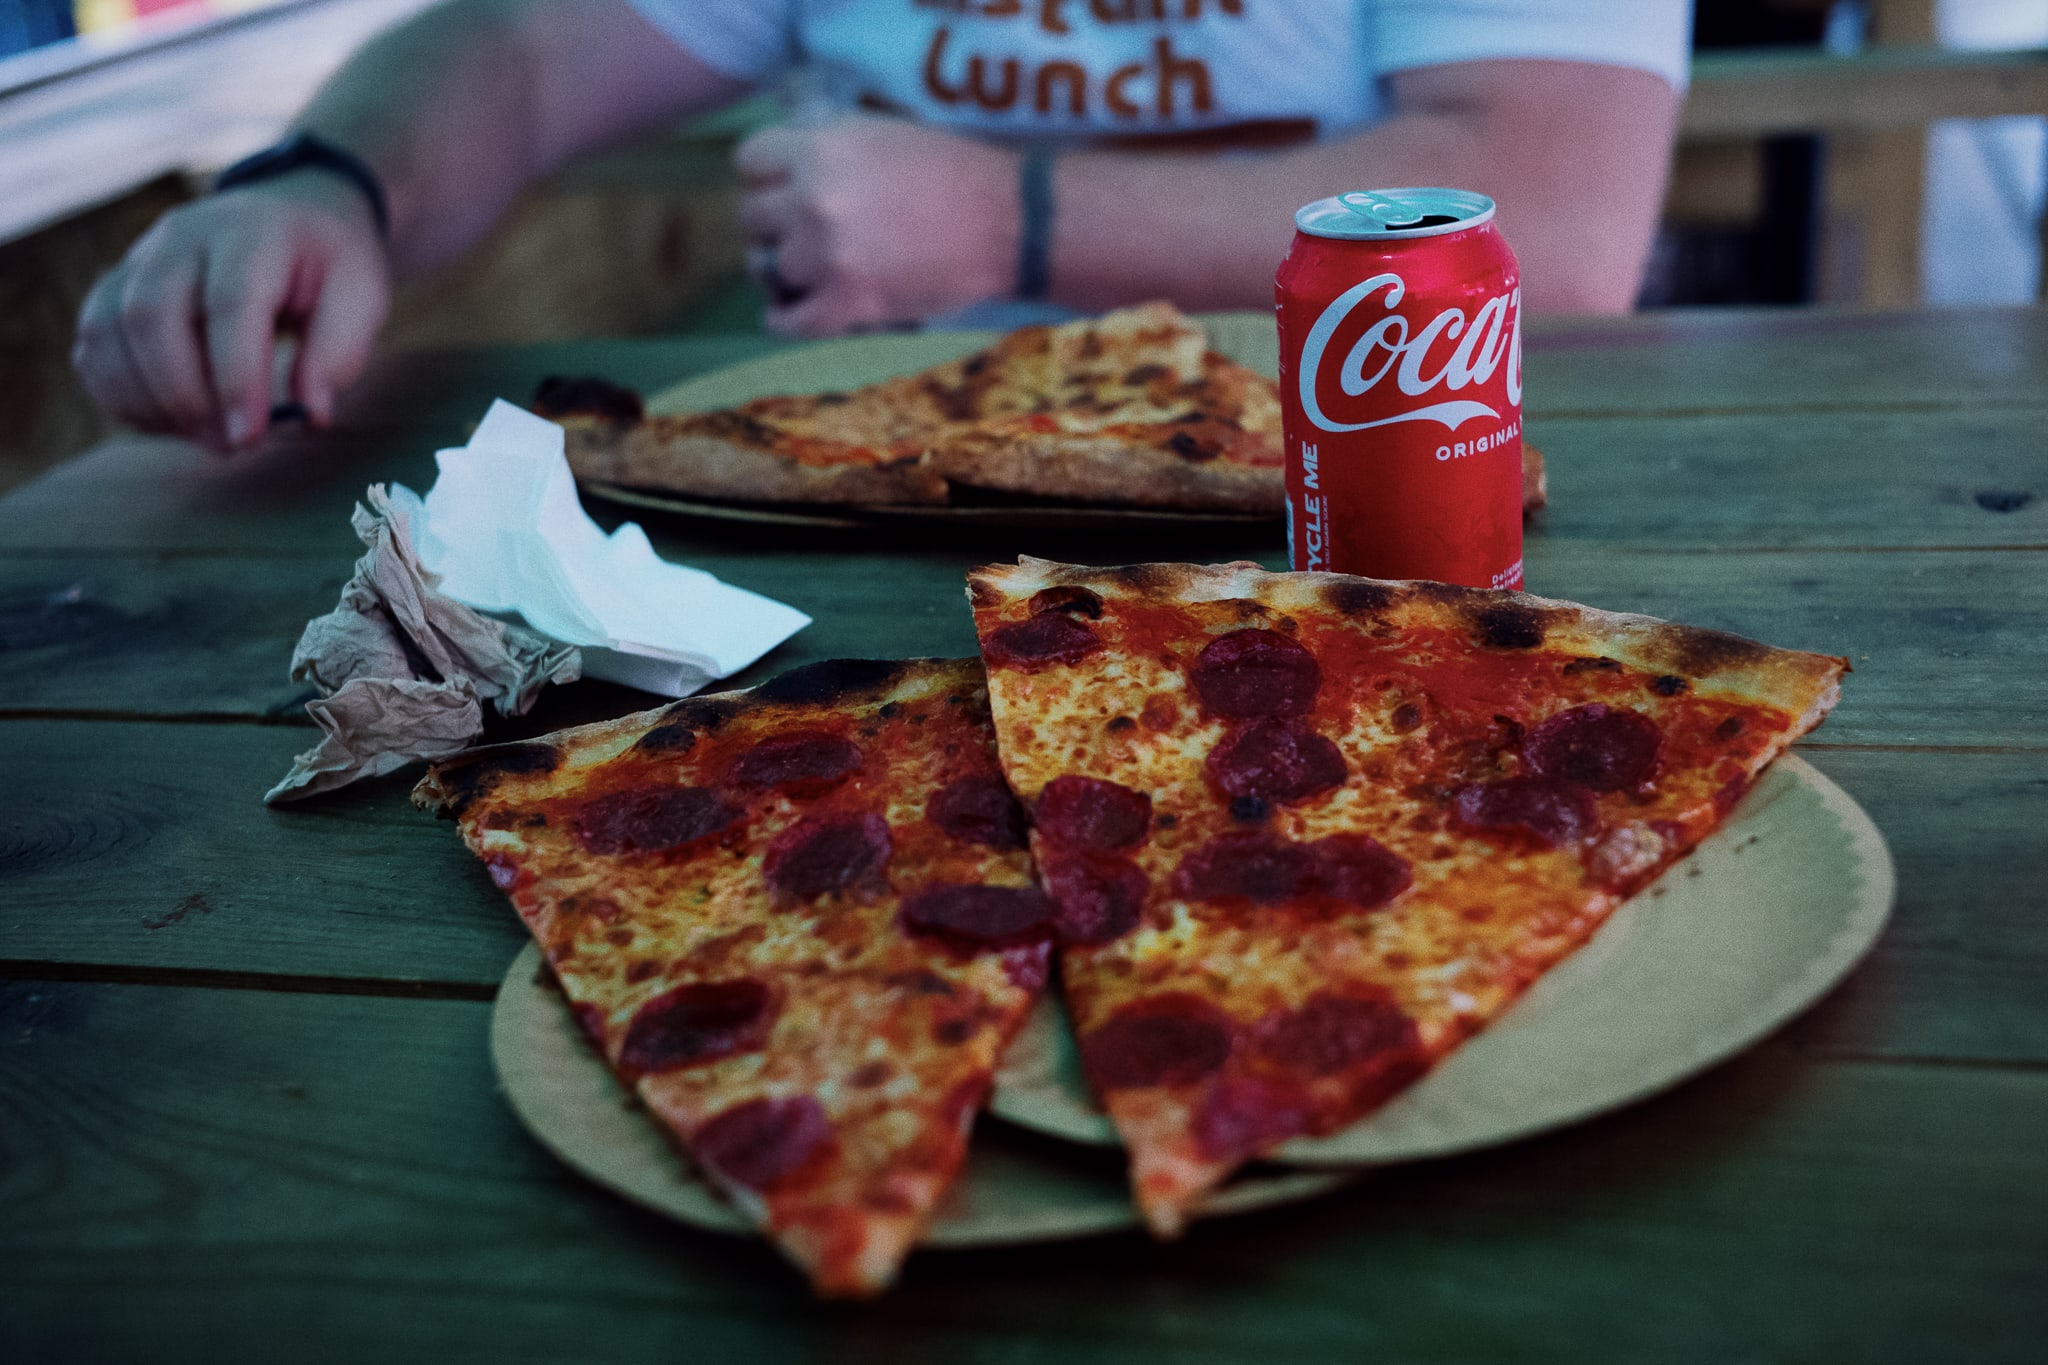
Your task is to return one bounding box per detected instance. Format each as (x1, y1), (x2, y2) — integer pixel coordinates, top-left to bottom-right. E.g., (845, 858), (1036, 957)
(415, 657), (1049, 1297)
(926, 351), (1286, 511)
(538, 377), (951, 505)
(534, 305), (1288, 511)
(967, 558), (1845, 1234)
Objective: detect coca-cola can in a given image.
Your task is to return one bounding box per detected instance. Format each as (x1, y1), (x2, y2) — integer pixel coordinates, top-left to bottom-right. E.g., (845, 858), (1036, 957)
(1276, 188), (1524, 589)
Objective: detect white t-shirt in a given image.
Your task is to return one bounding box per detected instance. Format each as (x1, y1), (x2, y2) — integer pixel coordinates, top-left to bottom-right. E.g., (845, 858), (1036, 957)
(630, 0), (1691, 143)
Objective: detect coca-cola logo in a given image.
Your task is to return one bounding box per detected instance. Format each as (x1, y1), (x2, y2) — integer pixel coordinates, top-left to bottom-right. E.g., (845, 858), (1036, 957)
(1297, 273), (1522, 434)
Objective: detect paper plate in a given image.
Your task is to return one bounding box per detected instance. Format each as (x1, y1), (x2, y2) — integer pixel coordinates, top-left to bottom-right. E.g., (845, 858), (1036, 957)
(574, 314), (1283, 530)
(491, 943), (1350, 1246)
(989, 754), (1894, 1165)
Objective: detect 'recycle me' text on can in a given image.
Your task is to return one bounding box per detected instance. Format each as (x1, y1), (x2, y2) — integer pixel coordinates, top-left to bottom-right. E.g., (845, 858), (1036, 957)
(1275, 188), (1524, 590)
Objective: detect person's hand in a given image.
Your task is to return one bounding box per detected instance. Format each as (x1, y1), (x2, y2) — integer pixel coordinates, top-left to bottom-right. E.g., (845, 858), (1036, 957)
(72, 171), (391, 453)
(735, 115), (1021, 336)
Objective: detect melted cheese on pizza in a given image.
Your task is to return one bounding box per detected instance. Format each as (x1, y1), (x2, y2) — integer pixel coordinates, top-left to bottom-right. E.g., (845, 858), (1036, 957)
(969, 560), (1843, 1234)
(418, 660), (1049, 1297)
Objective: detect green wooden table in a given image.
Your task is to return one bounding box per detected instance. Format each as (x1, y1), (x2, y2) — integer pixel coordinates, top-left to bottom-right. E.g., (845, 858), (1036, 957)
(3, 308), (2045, 1362)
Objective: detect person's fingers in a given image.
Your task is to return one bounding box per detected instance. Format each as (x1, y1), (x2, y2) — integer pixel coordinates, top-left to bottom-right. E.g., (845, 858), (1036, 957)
(736, 184), (805, 244)
(291, 253), (388, 428)
(200, 232), (300, 450)
(766, 274), (889, 339)
(733, 125), (803, 189)
(112, 236), (214, 435)
(73, 269), (166, 430)
(758, 224), (828, 297)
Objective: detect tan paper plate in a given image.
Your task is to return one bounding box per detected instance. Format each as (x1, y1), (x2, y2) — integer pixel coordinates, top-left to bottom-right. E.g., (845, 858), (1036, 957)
(990, 754), (1894, 1165)
(491, 943), (1350, 1246)
(575, 314), (1283, 530)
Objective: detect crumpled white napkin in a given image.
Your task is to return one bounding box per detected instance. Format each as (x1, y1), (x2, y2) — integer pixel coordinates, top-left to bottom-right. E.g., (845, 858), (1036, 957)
(266, 401), (810, 803)
(411, 400), (810, 695)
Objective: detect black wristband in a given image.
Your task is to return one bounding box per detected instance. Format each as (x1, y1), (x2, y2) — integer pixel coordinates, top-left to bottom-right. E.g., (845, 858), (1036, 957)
(215, 132), (390, 242)
(1016, 149), (1056, 301)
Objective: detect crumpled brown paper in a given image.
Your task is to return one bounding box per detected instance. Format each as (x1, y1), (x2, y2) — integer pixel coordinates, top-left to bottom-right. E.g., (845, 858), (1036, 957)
(265, 485), (581, 803)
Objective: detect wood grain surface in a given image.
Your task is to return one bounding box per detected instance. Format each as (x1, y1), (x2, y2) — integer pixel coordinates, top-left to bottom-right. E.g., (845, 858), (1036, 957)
(1, 308), (2043, 1362)
(1, 981), (2041, 1363)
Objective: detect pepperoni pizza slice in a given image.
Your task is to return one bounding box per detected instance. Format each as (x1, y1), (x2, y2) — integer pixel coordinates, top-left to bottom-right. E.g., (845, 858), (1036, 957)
(967, 558), (1846, 1235)
(413, 658), (1055, 1297)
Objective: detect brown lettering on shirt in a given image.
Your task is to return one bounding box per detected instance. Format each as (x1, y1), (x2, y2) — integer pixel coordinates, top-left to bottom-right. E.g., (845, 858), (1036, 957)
(915, 0), (1243, 125)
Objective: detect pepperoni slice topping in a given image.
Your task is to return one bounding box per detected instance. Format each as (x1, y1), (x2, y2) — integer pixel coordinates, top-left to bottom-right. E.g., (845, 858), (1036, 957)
(1041, 854), (1148, 945)
(1523, 703), (1664, 792)
(1190, 630), (1320, 719)
(618, 978), (774, 1074)
(1173, 831), (1316, 905)
(1033, 776), (1152, 850)
(1206, 719), (1346, 805)
(900, 883), (1056, 949)
(1451, 777), (1598, 847)
(983, 614), (1102, 667)
(1174, 831), (1411, 911)
(1192, 1074), (1310, 1162)
(574, 785), (742, 856)
(693, 1095), (832, 1192)
(1307, 834), (1413, 909)
(1254, 991), (1420, 1076)
(731, 730), (862, 795)
(1028, 585), (1104, 618)
(1079, 995), (1235, 1092)
(926, 774), (1028, 850)
(762, 813), (892, 901)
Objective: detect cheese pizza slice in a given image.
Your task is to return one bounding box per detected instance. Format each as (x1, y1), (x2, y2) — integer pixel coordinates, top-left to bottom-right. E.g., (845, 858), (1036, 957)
(967, 558), (1844, 1235)
(532, 303), (1284, 510)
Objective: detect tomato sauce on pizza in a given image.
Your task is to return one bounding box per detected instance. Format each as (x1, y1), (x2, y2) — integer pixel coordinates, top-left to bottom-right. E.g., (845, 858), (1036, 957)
(968, 558), (1845, 1234)
(415, 659), (1051, 1297)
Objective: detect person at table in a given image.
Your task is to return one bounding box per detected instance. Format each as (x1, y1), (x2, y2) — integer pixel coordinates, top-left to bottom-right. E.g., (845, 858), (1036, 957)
(71, 0), (1691, 454)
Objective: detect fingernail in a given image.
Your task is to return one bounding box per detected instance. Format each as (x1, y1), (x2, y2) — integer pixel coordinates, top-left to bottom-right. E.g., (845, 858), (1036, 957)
(225, 408), (253, 448)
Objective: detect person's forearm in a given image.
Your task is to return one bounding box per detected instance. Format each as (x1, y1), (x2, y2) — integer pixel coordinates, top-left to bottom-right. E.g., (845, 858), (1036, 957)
(292, 0), (745, 275)
(292, 2), (549, 273)
(1047, 62), (1680, 317)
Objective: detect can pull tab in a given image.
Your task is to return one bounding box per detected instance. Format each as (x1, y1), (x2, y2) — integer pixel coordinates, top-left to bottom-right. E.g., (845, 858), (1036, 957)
(1337, 190), (1461, 232)
(1339, 190), (1424, 228)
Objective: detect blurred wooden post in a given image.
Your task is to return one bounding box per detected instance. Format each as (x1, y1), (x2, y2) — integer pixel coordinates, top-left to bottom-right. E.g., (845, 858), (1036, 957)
(1819, 0), (1938, 306)
(1677, 25), (2047, 308)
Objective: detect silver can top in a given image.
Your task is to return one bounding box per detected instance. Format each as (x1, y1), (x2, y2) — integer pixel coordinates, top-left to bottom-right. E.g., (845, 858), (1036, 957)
(1295, 187), (1496, 240)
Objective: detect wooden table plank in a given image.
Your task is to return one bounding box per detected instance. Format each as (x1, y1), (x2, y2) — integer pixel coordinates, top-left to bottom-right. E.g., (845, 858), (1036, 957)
(2, 543), (2039, 750)
(5, 724), (2041, 1067)
(1527, 308), (2048, 415)
(2, 980), (2042, 1363)
(0, 554), (341, 717)
(0, 721), (522, 989)
(1531, 406), (2048, 549)
(4, 312), (2043, 557)
(7, 396), (2042, 561)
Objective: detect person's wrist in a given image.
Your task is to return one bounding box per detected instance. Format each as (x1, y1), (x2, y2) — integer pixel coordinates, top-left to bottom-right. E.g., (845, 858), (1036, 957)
(270, 167), (388, 249)
(214, 132), (390, 242)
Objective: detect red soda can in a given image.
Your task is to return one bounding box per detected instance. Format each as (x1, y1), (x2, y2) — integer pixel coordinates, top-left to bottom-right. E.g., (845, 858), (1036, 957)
(1275, 188), (1524, 589)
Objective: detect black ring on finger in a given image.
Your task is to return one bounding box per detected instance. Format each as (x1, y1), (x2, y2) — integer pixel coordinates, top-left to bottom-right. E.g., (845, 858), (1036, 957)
(749, 242), (807, 306)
